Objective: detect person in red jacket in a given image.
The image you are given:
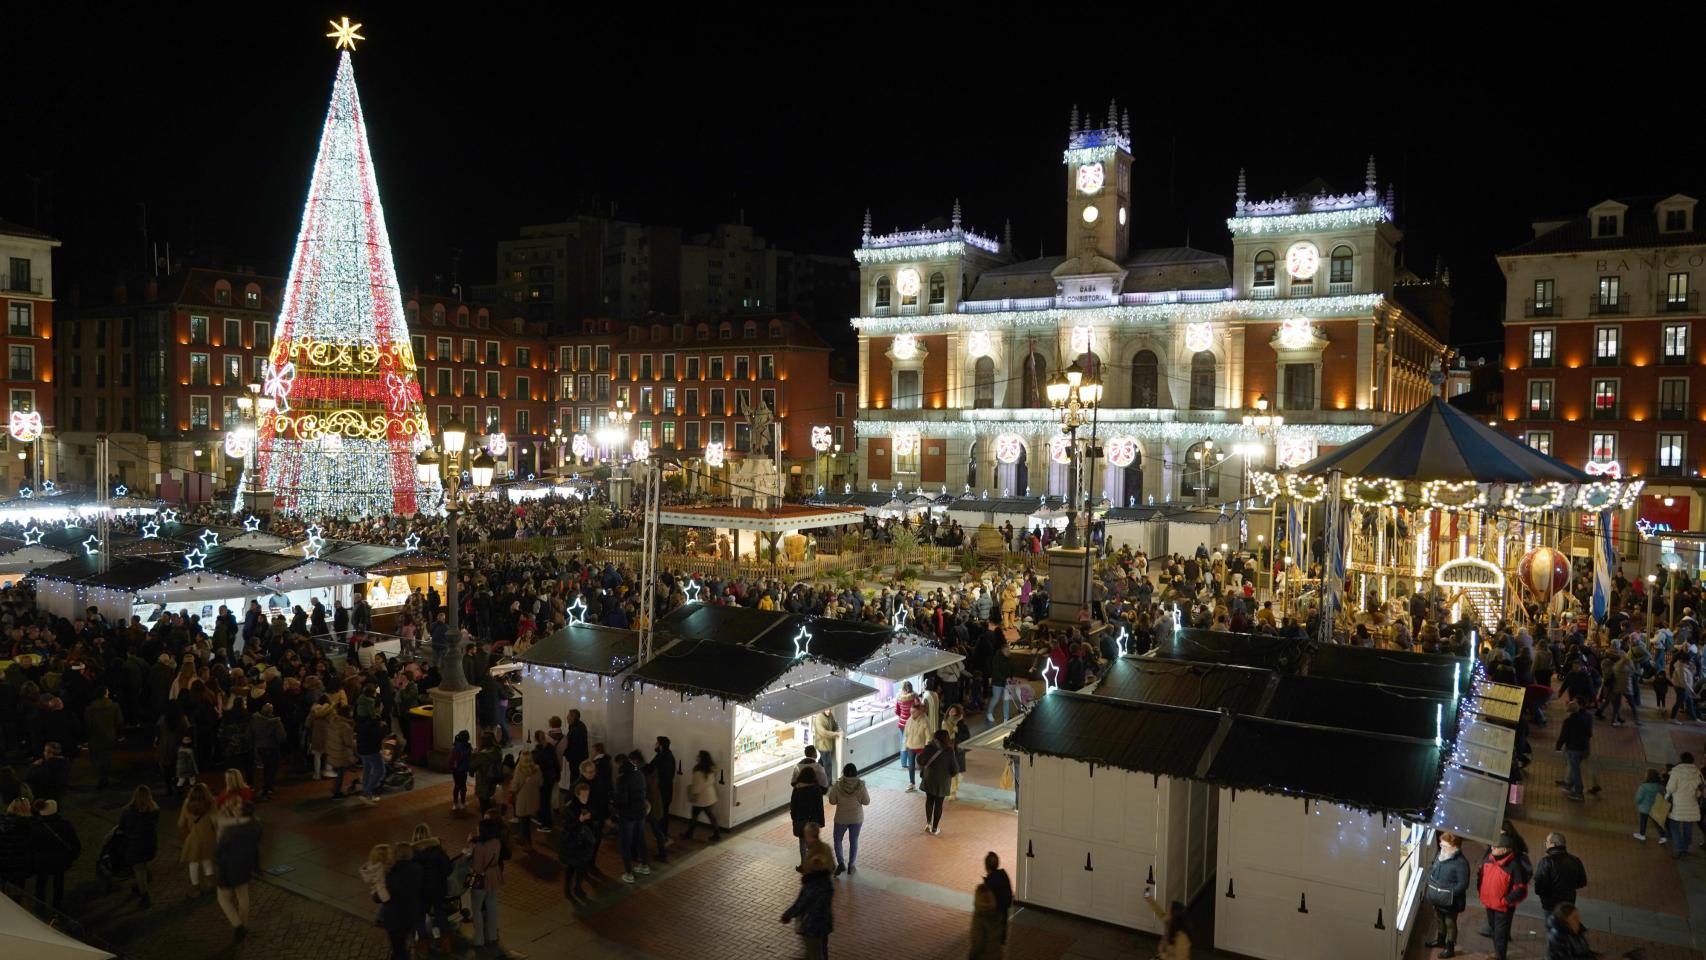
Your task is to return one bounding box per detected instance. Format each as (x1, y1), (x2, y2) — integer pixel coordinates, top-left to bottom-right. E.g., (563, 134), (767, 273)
(1475, 832), (1530, 960)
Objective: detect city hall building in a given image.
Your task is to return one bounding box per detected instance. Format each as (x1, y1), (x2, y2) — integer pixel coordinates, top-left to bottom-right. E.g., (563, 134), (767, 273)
(851, 103), (1451, 506)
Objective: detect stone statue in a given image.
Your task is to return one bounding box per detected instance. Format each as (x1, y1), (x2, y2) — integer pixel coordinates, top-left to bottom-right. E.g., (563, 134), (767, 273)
(438, 628), (472, 692)
(749, 401), (775, 455)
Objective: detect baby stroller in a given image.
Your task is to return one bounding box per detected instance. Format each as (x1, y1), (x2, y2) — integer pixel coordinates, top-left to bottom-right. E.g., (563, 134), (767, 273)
(95, 825), (133, 891)
(379, 733), (416, 792)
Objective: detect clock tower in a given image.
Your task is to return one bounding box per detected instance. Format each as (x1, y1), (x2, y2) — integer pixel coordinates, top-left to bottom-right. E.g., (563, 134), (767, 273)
(1063, 100), (1132, 262)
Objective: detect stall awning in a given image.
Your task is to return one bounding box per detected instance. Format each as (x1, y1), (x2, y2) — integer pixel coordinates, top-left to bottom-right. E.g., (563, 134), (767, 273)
(517, 623), (639, 676)
(960, 716), (1024, 753)
(1094, 658), (1274, 715)
(854, 644), (965, 681)
(629, 639), (798, 703)
(747, 615), (893, 669)
(1452, 718), (1517, 781)
(749, 674), (877, 725)
(1431, 764), (1509, 845)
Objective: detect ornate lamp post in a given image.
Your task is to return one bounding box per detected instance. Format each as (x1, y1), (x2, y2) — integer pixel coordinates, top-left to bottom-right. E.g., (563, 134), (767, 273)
(1045, 359), (1101, 548)
(1191, 438), (1226, 507)
(437, 416), (467, 632)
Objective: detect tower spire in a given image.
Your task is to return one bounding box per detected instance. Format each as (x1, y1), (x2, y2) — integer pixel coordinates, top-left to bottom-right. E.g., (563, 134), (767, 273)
(952, 198), (962, 230)
(1003, 218), (1012, 251)
(1070, 104), (1080, 136)
(1106, 99), (1118, 130)
(1120, 108), (1130, 140)
(861, 208), (872, 243)
(1235, 167), (1248, 212)
(1365, 155), (1377, 195)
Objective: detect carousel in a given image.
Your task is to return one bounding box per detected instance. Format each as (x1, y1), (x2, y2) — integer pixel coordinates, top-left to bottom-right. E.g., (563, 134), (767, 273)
(1251, 398), (1633, 637)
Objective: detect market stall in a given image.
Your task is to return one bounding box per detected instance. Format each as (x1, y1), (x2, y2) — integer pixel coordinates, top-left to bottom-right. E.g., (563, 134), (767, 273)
(842, 642), (967, 771)
(515, 622), (639, 750)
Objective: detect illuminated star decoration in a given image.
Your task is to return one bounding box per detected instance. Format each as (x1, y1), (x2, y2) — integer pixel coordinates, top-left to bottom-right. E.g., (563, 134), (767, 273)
(199, 529), (221, 551)
(243, 515), (261, 533)
(183, 548), (207, 570)
(791, 625), (813, 659)
(303, 524), (326, 560)
(1040, 656), (1060, 692)
(21, 526), (42, 546)
(140, 521), (160, 540)
(565, 596), (589, 624)
(81, 535), (101, 557)
(42, 480), (55, 494)
(1636, 518), (1656, 539)
(891, 605), (909, 633)
(1115, 625), (1131, 657)
(17, 487), (30, 500)
(682, 579), (703, 603)
(403, 532), (421, 551)
(326, 16), (365, 50)
(161, 508), (179, 524)
(114, 484), (128, 497)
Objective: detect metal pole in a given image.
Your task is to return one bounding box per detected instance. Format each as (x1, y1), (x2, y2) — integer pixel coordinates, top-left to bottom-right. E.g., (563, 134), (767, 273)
(446, 454), (461, 634)
(1062, 421), (1079, 548)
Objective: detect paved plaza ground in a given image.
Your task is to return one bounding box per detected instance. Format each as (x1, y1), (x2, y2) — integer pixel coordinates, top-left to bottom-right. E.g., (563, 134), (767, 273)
(21, 697), (1706, 960)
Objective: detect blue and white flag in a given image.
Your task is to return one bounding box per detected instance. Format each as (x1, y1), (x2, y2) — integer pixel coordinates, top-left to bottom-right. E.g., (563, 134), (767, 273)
(1591, 508), (1615, 624)
(1286, 503), (1305, 570)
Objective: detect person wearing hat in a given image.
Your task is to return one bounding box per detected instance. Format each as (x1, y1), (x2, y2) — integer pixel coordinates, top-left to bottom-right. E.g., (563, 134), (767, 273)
(1475, 831), (1531, 960)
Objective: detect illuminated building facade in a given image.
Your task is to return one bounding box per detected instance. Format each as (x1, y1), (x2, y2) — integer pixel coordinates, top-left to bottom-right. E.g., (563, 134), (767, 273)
(853, 101), (1450, 505)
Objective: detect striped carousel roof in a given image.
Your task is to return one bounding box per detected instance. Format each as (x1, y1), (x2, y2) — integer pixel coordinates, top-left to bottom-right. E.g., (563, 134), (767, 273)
(1296, 398), (1588, 483)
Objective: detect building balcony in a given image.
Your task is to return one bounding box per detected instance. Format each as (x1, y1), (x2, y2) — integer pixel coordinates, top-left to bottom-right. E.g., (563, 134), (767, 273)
(7, 367), (32, 382)
(1593, 353), (1621, 367)
(1250, 284), (1277, 300)
(1328, 281), (1353, 296)
(1591, 406), (1620, 420)
(1528, 356), (1554, 368)
(1523, 298), (1560, 318)
(1525, 408), (1555, 421)
(1656, 463), (1687, 478)
(1288, 282), (1314, 298)
(1659, 406), (1688, 421)
(1658, 291), (1700, 313)
(1589, 294), (1629, 316)
(1, 277), (43, 296)
(1664, 351), (1691, 366)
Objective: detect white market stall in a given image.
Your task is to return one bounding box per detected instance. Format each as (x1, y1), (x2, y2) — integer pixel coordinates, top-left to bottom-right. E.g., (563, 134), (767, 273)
(657, 503), (864, 564)
(514, 621), (639, 751)
(630, 604), (892, 827)
(841, 642), (966, 772)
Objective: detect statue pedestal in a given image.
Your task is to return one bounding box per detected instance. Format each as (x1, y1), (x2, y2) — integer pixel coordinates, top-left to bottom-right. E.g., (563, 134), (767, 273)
(1045, 545), (1094, 629)
(731, 458), (784, 509)
(427, 686), (479, 772)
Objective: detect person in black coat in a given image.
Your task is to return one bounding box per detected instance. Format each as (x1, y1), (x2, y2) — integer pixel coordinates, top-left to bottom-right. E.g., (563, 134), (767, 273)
(0, 800), (34, 891)
(788, 763), (826, 865)
(30, 799), (81, 910)
(118, 785), (161, 907)
(26, 741), (70, 801)
(1546, 903), (1598, 960)
(379, 843), (424, 960)
(558, 805), (598, 901)
(780, 846), (835, 960)
(646, 736), (676, 829)
(1533, 832), (1588, 913)
(1423, 832), (1471, 957)
(213, 803), (263, 941)
(410, 827), (454, 951)
(563, 711), (590, 783)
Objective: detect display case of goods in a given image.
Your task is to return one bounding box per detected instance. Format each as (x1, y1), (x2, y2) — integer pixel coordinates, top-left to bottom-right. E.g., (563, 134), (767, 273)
(844, 644), (965, 772)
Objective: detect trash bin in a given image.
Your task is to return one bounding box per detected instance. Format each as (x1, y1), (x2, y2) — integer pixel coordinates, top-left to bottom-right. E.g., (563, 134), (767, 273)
(408, 705), (433, 765)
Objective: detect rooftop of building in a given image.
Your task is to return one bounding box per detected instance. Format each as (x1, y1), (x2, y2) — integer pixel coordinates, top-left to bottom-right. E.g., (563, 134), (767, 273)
(0, 218), (59, 244)
(968, 245), (1231, 301)
(1502, 194), (1706, 256)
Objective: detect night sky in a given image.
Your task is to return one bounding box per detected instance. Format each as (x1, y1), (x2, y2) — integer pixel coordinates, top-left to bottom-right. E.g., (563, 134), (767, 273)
(11, 10), (1704, 358)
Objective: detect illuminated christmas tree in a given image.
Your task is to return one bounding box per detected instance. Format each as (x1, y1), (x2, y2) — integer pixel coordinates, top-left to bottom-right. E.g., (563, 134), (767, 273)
(253, 22), (441, 518)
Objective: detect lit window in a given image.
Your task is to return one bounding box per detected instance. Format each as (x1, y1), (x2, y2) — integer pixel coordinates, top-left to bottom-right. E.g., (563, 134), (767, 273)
(1530, 329), (1554, 364)
(1527, 431), (1552, 456)
(1590, 432), (1617, 462)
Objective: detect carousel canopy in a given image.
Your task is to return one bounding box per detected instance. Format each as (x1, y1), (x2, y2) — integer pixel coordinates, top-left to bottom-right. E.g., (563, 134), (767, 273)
(1293, 397), (1588, 483)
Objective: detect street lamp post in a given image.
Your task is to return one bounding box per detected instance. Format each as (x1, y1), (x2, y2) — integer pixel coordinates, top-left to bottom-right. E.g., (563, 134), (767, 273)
(1192, 439), (1224, 508)
(438, 416), (467, 632)
(1046, 359), (1101, 548)
(1647, 574), (1658, 635)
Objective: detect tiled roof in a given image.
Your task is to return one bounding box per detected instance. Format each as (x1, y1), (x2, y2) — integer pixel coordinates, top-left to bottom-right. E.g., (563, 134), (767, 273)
(1503, 195), (1706, 256)
(0, 219), (58, 243)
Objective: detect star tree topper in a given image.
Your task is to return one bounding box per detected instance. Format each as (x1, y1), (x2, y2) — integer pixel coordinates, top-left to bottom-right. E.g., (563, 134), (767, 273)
(326, 16), (365, 51)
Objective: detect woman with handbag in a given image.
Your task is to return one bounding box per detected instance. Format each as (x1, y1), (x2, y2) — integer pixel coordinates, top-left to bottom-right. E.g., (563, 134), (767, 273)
(1423, 831), (1471, 957)
(465, 818), (506, 955)
(919, 730), (957, 835)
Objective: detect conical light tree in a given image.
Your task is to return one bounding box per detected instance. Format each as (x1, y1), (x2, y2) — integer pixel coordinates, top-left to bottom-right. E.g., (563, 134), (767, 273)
(253, 40), (441, 518)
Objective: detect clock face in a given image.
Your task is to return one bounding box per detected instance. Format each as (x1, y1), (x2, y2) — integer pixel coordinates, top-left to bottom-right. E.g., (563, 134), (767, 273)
(1076, 162), (1105, 194)
(1286, 241), (1320, 280)
(1082, 205), (1099, 224)
(895, 268), (921, 298)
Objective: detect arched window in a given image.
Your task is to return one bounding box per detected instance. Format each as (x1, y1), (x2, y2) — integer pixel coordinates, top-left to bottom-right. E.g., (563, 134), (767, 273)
(475, 309), (489, 328)
(696, 323), (709, 341)
(875, 276), (892, 309)
(769, 320), (783, 338)
(743, 320), (758, 339)
(1022, 352), (1049, 408)
(214, 279), (232, 305)
(1182, 440), (1222, 499)
(1190, 351), (1216, 409)
(719, 322), (732, 340)
(973, 356), (995, 408)
(244, 283), (261, 306)
(406, 301), (420, 325)
(431, 304), (446, 326)
(928, 272), (946, 305)
(1131, 350), (1159, 407)
(1253, 251), (1276, 289)
(1330, 245), (1354, 286)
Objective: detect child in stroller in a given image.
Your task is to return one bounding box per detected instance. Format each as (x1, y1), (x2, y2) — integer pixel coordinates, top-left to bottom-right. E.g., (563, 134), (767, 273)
(380, 734), (416, 792)
(95, 825), (133, 891)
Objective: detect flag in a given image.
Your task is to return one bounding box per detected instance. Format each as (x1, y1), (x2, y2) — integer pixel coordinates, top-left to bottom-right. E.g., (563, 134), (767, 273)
(1286, 503), (1304, 571)
(1591, 508), (1614, 624)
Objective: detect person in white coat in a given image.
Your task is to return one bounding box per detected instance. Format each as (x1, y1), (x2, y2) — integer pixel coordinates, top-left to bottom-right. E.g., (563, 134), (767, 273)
(1665, 752), (1703, 857)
